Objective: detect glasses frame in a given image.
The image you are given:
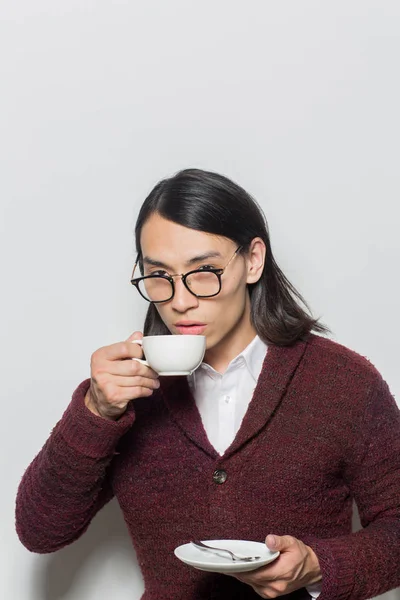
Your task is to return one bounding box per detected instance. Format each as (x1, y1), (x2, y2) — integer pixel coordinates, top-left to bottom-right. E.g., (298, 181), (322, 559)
(130, 246), (243, 304)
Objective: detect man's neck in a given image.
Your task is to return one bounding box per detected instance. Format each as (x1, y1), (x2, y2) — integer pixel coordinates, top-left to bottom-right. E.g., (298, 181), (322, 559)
(204, 321), (257, 374)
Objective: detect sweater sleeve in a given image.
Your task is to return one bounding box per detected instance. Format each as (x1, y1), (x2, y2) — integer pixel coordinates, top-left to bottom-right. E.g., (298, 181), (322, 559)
(15, 379), (136, 553)
(303, 375), (400, 600)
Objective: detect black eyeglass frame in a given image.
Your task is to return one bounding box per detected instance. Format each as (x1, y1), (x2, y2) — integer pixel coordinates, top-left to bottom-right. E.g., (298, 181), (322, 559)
(130, 246), (243, 304)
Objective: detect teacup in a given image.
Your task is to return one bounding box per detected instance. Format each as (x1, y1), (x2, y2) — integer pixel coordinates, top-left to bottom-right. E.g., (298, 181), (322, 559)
(131, 335), (206, 376)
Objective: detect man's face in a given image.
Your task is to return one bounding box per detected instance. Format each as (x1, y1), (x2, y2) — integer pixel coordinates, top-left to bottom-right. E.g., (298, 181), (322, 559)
(140, 213), (253, 353)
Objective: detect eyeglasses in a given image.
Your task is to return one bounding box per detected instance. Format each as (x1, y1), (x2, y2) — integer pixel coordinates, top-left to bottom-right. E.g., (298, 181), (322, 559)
(131, 246), (242, 303)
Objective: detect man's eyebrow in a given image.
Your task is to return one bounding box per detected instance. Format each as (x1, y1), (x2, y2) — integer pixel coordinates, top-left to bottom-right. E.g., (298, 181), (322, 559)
(186, 251), (222, 266)
(142, 251), (223, 270)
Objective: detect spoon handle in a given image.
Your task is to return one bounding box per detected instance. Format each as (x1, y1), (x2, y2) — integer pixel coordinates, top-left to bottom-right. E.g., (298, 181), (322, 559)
(190, 540), (259, 562)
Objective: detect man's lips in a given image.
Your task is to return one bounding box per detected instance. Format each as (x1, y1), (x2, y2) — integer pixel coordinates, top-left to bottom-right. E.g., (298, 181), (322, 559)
(175, 321), (206, 327)
(174, 321), (207, 335)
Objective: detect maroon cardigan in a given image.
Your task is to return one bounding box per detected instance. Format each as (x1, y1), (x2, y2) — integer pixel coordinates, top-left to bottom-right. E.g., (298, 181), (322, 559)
(16, 335), (400, 600)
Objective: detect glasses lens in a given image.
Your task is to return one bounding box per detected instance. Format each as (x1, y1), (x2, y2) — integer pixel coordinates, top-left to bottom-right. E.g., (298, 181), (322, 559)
(186, 271), (220, 297)
(138, 276), (173, 302)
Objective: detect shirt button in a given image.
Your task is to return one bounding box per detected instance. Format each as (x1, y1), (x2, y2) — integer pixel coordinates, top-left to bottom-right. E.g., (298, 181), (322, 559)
(213, 469), (227, 484)
(224, 395), (230, 404)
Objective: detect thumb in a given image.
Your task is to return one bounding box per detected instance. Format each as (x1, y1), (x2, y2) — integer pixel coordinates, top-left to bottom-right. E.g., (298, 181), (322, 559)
(126, 331), (144, 342)
(265, 534), (293, 552)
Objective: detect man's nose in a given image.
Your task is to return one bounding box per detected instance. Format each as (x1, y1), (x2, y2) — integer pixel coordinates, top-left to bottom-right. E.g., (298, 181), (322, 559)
(170, 277), (199, 312)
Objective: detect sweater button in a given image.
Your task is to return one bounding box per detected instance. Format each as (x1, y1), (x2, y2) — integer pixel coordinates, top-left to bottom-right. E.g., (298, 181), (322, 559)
(213, 469), (227, 484)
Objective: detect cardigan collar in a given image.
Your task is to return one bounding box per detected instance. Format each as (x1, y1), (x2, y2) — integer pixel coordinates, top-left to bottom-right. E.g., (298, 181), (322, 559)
(159, 337), (308, 460)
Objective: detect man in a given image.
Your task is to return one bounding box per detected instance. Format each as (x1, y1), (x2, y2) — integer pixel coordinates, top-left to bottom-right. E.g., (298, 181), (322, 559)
(16, 169), (400, 599)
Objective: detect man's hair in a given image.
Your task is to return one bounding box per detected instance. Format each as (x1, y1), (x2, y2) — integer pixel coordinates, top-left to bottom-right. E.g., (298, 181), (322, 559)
(134, 168), (329, 346)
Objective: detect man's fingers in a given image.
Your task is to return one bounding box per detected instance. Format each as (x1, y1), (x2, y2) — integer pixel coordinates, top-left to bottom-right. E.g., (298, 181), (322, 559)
(126, 331), (143, 342)
(99, 340), (145, 361)
(116, 386), (155, 401)
(235, 567), (278, 585)
(266, 534), (295, 552)
(104, 375), (160, 389)
(106, 359), (159, 379)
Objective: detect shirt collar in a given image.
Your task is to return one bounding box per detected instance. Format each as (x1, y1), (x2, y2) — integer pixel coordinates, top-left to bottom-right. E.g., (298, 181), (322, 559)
(238, 334), (268, 382)
(189, 335), (268, 387)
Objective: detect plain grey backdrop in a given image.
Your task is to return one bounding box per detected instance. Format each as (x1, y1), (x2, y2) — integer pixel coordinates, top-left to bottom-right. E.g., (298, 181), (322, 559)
(1, 1), (399, 599)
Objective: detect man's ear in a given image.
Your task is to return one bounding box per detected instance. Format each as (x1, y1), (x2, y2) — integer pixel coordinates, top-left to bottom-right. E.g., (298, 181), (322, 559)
(245, 238), (266, 284)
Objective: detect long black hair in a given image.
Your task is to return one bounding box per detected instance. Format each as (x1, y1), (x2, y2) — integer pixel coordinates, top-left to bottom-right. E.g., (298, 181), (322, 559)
(134, 168), (329, 346)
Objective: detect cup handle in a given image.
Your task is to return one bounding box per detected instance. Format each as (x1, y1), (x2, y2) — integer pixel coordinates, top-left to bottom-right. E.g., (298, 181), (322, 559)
(130, 339), (150, 367)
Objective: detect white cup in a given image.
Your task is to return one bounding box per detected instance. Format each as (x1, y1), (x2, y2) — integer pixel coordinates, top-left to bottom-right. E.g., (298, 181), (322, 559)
(131, 335), (206, 376)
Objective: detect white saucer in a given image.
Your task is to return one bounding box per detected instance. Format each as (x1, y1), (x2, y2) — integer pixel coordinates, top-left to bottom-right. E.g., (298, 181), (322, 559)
(174, 540), (279, 574)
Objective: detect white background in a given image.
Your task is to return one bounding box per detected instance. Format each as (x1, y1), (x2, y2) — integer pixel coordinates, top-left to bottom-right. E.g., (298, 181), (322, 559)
(0, 1), (399, 599)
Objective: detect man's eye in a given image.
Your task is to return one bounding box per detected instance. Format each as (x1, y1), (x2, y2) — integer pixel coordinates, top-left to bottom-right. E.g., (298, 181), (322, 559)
(150, 270), (169, 277)
(197, 265), (215, 272)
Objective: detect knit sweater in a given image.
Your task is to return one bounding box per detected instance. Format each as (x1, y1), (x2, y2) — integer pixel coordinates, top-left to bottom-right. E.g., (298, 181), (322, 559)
(16, 334), (400, 600)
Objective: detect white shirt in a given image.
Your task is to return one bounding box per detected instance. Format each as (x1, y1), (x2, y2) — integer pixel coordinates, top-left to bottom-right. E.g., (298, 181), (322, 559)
(188, 334), (321, 599)
(188, 334), (267, 455)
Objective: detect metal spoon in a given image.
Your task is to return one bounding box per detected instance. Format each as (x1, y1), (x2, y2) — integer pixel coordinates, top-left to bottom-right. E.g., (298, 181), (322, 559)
(191, 540), (261, 562)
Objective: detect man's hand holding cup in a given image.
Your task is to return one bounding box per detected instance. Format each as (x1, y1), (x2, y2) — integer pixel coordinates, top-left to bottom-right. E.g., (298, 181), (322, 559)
(85, 332), (160, 420)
